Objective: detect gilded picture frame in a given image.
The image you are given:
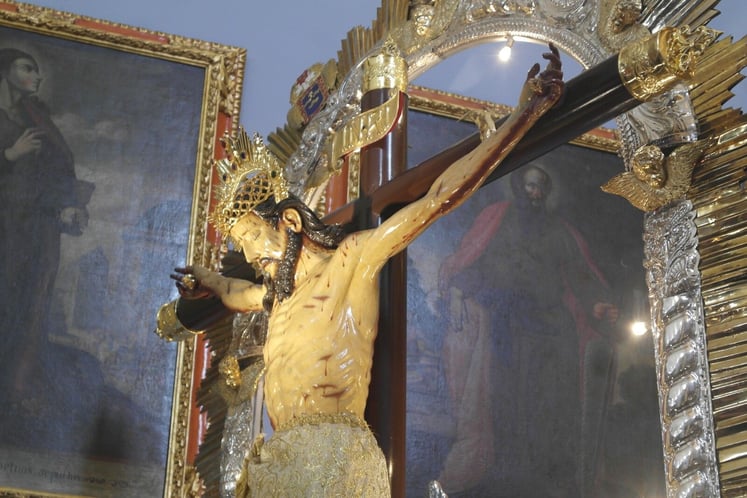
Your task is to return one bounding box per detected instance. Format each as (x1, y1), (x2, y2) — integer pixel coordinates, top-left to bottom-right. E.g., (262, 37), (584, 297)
(0, 1), (244, 496)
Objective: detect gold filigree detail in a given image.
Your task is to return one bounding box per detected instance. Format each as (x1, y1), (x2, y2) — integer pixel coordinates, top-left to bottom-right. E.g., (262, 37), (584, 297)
(466, 0), (536, 21)
(323, 91), (403, 180)
(394, 0), (460, 54)
(362, 37), (408, 93)
(212, 129), (290, 237)
(219, 355), (242, 389)
(601, 140), (709, 211)
(618, 25), (719, 102)
(236, 417), (389, 497)
(347, 150), (362, 204)
(276, 411), (372, 432)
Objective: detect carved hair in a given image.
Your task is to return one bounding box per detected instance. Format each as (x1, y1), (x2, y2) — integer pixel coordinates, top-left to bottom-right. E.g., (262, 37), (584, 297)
(252, 194), (346, 249)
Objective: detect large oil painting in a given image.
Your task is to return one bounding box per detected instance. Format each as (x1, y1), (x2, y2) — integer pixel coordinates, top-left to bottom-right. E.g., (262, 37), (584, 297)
(404, 92), (665, 497)
(0, 2), (244, 496)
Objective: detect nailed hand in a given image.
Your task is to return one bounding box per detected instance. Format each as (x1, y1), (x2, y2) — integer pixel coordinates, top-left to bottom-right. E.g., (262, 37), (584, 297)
(518, 43), (564, 114)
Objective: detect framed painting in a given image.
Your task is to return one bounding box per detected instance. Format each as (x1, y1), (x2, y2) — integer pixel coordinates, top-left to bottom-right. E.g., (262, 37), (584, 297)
(403, 87), (665, 497)
(0, 1), (245, 497)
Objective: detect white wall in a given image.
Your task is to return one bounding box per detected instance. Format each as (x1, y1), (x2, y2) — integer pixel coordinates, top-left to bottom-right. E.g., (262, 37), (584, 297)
(24, 0), (747, 139)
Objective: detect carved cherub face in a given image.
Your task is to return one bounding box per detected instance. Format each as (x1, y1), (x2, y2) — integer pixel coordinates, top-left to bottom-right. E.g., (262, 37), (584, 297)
(611, 0), (642, 33)
(411, 3), (435, 36)
(632, 145), (666, 189)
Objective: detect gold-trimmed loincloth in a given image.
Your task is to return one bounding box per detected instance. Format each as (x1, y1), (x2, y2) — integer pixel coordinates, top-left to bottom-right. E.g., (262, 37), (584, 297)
(236, 412), (390, 497)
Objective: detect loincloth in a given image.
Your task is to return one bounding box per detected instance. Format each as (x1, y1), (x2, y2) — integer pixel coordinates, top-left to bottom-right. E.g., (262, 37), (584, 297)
(236, 412), (390, 498)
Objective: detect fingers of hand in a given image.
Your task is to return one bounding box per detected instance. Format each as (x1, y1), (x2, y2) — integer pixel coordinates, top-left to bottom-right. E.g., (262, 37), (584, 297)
(527, 63), (540, 80)
(543, 44), (561, 63)
(22, 128), (45, 142)
(170, 266), (194, 283)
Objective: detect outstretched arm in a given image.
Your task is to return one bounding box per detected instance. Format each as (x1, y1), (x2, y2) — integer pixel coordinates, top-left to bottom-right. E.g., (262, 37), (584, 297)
(357, 45), (564, 270)
(171, 265), (265, 313)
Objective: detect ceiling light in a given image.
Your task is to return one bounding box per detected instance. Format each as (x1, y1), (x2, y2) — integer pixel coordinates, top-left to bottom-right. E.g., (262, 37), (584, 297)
(498, 35), (514, 62)
(631, 321), (648, 336)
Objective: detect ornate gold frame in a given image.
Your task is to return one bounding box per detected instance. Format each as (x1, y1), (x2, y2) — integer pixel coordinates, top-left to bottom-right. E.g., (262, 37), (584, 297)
(0, 1), (244, 496)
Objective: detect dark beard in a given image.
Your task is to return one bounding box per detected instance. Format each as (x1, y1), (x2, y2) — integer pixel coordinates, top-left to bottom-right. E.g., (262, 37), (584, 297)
(262, 228), (301, 313)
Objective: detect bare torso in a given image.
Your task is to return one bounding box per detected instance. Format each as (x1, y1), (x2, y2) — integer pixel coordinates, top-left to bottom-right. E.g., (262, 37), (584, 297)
(185, 47), (565, 431)
(263, 233), (380, 428)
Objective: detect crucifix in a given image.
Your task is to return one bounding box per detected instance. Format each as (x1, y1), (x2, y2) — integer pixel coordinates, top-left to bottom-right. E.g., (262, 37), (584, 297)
(156, 26), (713, 498)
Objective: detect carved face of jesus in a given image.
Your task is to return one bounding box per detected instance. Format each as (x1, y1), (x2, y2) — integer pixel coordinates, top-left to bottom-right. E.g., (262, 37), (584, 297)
(230, 212), (288, 277)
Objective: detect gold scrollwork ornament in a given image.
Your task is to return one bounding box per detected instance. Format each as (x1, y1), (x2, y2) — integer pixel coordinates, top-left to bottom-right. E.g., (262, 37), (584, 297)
(618, 25), (718, 102)
(312, 39), (408, 187)
(325, 91), (404, 168)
